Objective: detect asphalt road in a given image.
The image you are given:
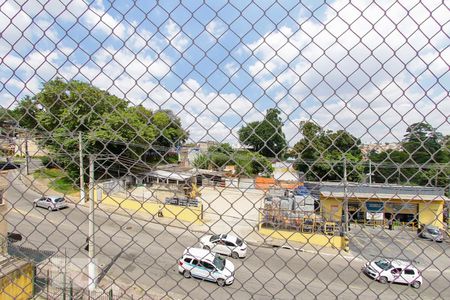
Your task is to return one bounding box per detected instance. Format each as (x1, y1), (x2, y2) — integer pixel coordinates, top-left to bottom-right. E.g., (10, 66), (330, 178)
(5, 170), (449, 299)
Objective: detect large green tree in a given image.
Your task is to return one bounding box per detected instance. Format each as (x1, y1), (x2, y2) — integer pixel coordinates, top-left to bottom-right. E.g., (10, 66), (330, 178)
(238, 108), (287, 158)
(13, 78), (187, 181)
(370, 123), (449, 186)
(292, 121), (363, 181)
(193, 143), (273, 176)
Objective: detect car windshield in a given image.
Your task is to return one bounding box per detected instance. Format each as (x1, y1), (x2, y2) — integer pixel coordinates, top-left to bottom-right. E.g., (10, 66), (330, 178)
(210, 235), (220, 242)
(236, 238), (243, 246)
(427, 228), (440, 235)
(213, 255), (225, 271)
(54, 197), (64, 203)
(375, 259), (392, 270)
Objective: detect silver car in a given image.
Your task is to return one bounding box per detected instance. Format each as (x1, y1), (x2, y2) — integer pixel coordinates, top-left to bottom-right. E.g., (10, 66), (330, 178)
(33, 196), (68, 211)
(419, 225), (444, 242)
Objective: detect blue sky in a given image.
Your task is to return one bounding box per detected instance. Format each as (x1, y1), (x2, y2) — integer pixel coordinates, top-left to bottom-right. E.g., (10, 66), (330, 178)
(1, 0), (449, 146)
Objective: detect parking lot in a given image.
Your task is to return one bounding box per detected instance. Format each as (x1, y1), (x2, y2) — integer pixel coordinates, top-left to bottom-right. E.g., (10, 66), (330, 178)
(349, 224), (450, 274)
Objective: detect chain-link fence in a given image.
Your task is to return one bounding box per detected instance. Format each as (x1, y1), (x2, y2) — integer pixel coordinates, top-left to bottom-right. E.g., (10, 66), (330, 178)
(1, 0), (449, 299)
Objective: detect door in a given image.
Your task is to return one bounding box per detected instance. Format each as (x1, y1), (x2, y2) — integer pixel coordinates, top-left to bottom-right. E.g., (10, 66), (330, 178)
(199, 261), (216, 281)
(401, 269), (417, 284)
(224, 241), (236, 255)
(390, 268), (403, 283)
(37, 197), (47, 208)
(189, 259), (203, 278)
(214, 240), (229, 255)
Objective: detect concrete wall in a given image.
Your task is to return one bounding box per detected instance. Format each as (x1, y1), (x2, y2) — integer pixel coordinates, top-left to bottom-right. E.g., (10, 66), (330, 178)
(99, 192), (203, 224)
(258, 227), (347, 250)
(419, 201), (444, 228)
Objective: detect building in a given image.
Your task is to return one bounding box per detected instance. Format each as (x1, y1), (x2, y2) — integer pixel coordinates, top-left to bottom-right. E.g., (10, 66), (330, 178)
(319, 182), (449, 228)
(360, 142), (402, 156)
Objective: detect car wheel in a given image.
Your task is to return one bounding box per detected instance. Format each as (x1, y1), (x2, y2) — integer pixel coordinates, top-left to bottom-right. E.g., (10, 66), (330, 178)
(217, 278), (226, 287)
(183, 270), (191, 278)
(412, 281), (421, 289)
(379, 276), (388, 284)
(48, 206), (53, 211)
(231, 252), (239, 259)
(33, 202), (37, 208)
(203, 245), (210, 251)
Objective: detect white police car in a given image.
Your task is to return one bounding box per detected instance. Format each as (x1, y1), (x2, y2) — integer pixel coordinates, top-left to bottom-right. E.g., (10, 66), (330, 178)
(178, 247), (235, 286)
(363, 258), (423, 288)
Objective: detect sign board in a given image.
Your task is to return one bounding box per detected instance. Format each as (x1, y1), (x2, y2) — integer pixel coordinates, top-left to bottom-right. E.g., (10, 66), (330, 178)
(366, 212), (384, 220)
(366, 202), (384, 212)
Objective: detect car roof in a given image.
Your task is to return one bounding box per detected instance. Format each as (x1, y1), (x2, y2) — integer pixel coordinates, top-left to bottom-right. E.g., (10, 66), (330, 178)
(223, 234), (237, 243)
(391, 260), (417, 269)
(47, 196), (64, 200)
(183, 247), (215, 262)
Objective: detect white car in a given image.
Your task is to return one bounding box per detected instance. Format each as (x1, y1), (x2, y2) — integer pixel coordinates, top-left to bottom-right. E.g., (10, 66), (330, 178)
(363, 258), (423, 288)
(199, 234), (247, 258)
(33, 196), (68, 211)
(178, 247), (235, 286)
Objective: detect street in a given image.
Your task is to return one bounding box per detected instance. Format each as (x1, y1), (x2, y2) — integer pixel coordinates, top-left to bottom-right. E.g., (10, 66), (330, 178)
(5, 170), (448, 299)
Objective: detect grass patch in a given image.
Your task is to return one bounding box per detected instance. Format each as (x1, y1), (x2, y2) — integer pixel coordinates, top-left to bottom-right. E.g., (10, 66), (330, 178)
(33, 168), (79, 194)
(33, 168), (65, 179)
(49, 177), (78, 194)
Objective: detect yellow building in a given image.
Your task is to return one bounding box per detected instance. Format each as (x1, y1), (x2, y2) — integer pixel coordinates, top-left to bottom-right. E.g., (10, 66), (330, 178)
(0, 255), (34, 300)
(319, 183), (449, 229)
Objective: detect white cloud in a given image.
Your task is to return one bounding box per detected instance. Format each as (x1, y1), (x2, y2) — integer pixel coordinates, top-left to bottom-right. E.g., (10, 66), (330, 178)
(244, 0), (450, 142)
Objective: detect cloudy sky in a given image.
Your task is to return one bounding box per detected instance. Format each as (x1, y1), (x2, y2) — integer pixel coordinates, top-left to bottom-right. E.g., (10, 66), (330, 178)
(1, 0), (449, 146)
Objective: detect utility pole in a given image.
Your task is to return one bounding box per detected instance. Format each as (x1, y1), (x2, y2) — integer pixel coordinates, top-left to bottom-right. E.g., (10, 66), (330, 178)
(368, 160), (372, 185)
(88, 154), (96, 291)
(343, 156), (349, 234)
(79, 132), (86, 205)
(25, 132), (29, 175)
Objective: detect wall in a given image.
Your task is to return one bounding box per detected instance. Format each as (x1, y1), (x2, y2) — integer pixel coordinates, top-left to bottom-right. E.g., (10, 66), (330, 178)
(99, 193), (203, 224)
(0, 262), (34, 300)
(258, 227), (346, 250)
(320, 197), (343, 222)
(418, 201), (444, 229)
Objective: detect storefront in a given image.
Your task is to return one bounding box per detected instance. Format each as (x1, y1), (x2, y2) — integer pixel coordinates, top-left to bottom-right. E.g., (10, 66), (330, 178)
(319, 183), (448, 229)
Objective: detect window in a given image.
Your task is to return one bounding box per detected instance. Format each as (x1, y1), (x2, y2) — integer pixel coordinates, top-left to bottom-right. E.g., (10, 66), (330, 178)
(225, 241), (235, 247)
(192, 259), (199, 265)
(404, 269), (415, 275)
(200, 261), (215, 271)
(184, 258), (192, 264)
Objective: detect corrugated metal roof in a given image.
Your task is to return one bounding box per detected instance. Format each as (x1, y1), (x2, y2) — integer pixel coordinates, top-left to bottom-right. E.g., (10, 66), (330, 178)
(320, 191), (449, 202)
(319, 182), (446, 197)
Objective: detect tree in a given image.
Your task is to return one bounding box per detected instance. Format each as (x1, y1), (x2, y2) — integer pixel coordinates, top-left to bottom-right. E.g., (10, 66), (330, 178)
(369, 123), (449, 187)
(292, 121), (363, 181)
(403, 122), (443, 164)
(193, 143), (273, 176)
(14, 78), (188, 182)
(238, 108), (287, 158)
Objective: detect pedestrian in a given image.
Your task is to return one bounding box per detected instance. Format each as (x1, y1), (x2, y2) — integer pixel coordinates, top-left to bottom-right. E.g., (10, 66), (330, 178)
(388, 218), (393, 230)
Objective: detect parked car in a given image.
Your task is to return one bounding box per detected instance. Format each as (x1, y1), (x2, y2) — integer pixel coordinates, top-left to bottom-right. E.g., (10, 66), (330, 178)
(419, 225), (444, 242)
(178, 247), (235, 286)
(362, 258), (422, 288)
(199, 234), (247, 258)
(33, 196), (68, 211)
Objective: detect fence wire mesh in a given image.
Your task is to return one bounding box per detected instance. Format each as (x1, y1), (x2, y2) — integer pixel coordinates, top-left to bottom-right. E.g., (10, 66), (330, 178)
(0, 0), (449, 299)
